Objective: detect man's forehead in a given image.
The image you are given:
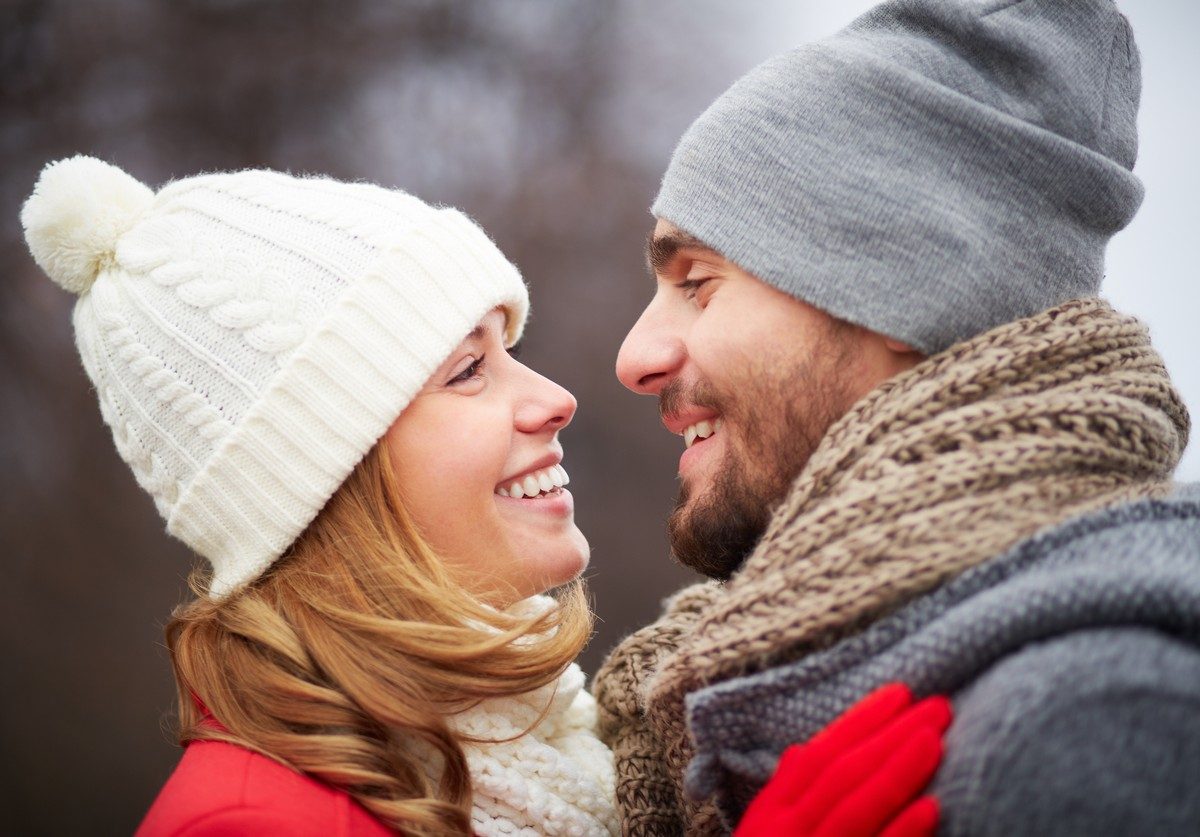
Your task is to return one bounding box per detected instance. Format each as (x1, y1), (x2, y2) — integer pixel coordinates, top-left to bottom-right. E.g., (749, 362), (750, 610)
(646, 222), (721, 274)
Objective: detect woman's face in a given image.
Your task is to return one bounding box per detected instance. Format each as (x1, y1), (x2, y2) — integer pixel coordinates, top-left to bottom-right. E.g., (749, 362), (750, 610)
(385, 308), (589, 602)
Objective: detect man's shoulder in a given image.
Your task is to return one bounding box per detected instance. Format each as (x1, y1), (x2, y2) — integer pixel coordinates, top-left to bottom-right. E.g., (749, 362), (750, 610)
(945, 625), (1200, 730)
(136, 739), (392, 836)
(1021, 482), (1200, 567)
(934, 626), (1200, 835)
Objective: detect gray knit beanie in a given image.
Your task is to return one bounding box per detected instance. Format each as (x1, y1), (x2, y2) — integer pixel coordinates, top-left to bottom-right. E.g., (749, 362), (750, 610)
(653, 0), (1142, 354)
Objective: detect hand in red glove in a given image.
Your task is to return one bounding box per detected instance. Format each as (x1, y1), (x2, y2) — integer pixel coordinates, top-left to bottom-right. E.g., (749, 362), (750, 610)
(735, 683), (952, 837)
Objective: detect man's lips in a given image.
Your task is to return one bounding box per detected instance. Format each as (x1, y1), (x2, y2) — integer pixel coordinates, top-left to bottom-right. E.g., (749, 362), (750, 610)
(679, 420), (724, 476)
(661, 409), (721, 437)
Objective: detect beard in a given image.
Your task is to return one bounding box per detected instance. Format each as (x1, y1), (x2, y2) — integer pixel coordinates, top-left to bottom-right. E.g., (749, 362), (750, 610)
(665, 325), (857, 580)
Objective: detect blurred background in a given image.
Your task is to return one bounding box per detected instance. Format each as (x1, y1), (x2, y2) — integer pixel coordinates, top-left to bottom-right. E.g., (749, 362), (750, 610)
(2, 1), (1196, 833)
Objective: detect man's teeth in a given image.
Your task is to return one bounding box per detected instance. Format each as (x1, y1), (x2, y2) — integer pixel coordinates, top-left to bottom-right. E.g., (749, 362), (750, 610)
(684, 418), (723, 449)
(496, 464), (569, 498)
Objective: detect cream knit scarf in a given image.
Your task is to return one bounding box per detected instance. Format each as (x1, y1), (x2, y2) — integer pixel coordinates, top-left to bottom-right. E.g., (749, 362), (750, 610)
(593, 299), (1190, 836)
(428, 597), (619, 836)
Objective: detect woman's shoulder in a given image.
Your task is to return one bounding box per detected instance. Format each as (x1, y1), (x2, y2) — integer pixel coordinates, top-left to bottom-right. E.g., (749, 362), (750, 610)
(136, 739), (396, 836)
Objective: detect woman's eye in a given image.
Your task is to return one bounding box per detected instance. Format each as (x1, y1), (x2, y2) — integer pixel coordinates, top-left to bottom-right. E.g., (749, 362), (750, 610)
(450, 355), (485, 385)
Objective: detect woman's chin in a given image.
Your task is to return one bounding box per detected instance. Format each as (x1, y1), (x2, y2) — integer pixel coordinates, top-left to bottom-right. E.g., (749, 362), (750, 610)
(514, 532), (592, 598)
(465, 541), (591, 604)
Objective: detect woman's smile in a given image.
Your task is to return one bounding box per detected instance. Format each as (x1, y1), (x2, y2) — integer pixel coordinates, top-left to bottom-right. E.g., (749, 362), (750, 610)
(386, 308), (589, 601)
(495, 484), (575, 517)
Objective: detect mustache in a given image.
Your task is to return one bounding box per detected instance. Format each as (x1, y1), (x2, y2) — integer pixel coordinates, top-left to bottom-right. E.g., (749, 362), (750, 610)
(659, 378), (724, 424)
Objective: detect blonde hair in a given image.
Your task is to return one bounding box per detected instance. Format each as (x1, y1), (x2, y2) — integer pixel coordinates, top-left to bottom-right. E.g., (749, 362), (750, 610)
(165, 440), (593, 835)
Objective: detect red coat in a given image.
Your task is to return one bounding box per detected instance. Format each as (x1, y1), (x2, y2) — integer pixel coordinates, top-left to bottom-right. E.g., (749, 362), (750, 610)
(136, 739), (396, 836)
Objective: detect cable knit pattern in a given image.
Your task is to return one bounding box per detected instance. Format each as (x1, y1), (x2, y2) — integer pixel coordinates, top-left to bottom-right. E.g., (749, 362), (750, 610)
(22, 157), (530, 596)
(593, 298), (1189, 835)
(445, 661), (619, 836)
(405, 597), (618, 835)
(128, 218), (308, 361)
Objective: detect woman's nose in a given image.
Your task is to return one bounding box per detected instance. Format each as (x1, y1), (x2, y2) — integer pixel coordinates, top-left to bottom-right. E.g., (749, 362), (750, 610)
(515, 369), (577, 434)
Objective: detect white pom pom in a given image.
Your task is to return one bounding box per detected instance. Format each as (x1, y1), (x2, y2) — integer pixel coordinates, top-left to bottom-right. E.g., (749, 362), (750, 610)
(21, 156), (155, 296)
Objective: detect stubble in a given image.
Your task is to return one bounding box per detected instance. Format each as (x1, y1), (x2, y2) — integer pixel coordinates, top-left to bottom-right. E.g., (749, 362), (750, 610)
(665, 323), (858, 580)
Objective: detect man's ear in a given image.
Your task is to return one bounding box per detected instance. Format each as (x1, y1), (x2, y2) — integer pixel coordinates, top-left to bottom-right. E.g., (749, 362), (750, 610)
(883, 336), (920, 356)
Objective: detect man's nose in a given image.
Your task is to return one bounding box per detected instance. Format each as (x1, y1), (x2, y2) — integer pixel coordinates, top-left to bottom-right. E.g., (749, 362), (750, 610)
(615, 299), (686, 396)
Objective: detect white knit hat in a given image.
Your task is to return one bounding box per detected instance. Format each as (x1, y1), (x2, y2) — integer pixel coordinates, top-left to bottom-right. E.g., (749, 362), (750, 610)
(22, 156), (529, 597)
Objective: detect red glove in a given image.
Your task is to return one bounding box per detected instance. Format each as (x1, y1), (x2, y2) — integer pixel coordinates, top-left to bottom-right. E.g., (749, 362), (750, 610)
(735, 683), (952, 837)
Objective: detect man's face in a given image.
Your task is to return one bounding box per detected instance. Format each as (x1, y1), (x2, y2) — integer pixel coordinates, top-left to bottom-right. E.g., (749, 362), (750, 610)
(616, 220), (916, 579)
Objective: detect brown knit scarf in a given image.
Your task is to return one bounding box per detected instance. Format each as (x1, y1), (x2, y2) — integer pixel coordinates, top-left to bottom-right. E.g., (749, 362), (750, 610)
(593, 298), (1190, 836)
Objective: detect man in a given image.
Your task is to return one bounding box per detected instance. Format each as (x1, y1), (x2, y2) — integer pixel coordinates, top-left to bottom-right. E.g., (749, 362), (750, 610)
(593, 1), (1200, 834)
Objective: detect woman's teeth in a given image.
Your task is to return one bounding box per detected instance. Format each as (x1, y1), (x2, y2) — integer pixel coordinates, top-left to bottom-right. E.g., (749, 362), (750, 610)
(496, 464), (569, 499)
(684, 417), (723, 449)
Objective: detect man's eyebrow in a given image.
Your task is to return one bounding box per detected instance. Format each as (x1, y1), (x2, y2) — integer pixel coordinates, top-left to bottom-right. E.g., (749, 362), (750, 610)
(646, 231), (719, 275)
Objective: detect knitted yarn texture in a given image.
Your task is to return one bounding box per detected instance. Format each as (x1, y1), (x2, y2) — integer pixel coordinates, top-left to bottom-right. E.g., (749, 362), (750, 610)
(412, 596), (618, 836)
(21, 157), (528, 596)
(683, 487), (1200, 831)
(439, 660), (618, 836)
(653, 0), (1143, 354)
(593, 298), (1189, 835)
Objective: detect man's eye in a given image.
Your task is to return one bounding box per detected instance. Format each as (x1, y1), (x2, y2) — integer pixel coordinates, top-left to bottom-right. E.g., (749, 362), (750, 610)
(450, 356), (485, 384)
(677, 278), (711, 301)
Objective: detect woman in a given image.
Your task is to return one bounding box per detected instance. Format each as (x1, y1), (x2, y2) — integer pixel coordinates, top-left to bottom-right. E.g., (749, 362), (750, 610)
(22, 157), (943, 836)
